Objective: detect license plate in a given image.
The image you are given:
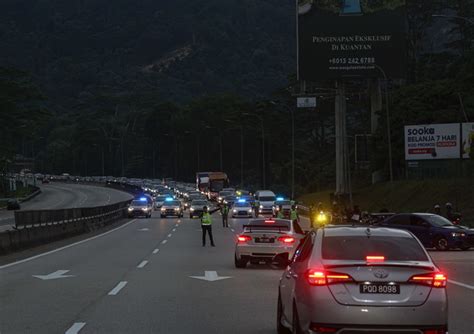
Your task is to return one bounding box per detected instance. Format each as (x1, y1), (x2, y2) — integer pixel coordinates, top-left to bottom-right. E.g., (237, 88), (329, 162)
(256, 238), (274, 243)
(360, 283), (400, 294)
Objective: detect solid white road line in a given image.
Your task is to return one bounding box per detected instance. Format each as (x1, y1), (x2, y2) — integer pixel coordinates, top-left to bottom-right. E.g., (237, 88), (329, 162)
(161, 240), (168, 244)
(0, 219), (137, 270)
(108, 281), (128, 296)
(152, 249), (159, 254)
(65, 322), (86, 334)
(137, 260), (148, 269)
(449, 279), (474, 290)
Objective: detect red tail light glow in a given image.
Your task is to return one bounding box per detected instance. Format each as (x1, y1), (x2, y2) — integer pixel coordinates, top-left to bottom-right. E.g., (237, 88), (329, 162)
(309, 324), (337, 333)
(422, 329), (447, 334)
(278, 236), (295, 244)
(409, 272), (447, 288)
(264, 219), (275, 224)
(307, 270), (353, 286)
(237, 235), (252, 243)
(366, 255), (385, 263)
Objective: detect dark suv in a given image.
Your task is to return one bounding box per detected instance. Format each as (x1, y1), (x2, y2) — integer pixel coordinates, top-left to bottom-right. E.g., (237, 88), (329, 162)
(379, 213), (474, 251)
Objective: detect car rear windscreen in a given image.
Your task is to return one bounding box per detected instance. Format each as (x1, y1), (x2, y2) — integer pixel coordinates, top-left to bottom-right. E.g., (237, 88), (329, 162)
(245, 222), (290, 232)
(322, 236), (428, 262)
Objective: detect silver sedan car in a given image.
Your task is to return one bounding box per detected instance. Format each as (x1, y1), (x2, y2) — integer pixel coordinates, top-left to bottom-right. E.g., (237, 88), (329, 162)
(277, 226), (448, 334)
(234, 218), (306, 268)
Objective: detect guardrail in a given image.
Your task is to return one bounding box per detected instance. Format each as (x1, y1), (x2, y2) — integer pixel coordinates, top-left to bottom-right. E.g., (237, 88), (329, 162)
(0, 199), (131, 253)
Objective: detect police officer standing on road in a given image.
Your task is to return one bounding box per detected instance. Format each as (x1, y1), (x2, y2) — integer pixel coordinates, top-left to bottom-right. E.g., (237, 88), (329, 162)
(277, 205), (284, 219)
(434, 204), (441, 215)
(200, 206), (220, 247)
(221, 202), (229, 227)
(290, 204), (299, 224)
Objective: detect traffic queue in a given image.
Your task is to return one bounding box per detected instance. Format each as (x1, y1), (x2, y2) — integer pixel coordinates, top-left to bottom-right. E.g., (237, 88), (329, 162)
(121, 179), (469, 334)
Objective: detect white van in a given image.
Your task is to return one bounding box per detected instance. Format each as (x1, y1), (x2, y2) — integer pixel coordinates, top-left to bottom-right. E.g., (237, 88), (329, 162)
(254, 190), (276, 216)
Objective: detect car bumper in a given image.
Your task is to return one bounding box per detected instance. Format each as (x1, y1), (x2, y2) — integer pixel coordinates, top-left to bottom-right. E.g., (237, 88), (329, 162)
(128, 210), (149, 217)
(236, 244), (295, 260)
(296, 286), (447, 332)
(449, 236), (474, 248)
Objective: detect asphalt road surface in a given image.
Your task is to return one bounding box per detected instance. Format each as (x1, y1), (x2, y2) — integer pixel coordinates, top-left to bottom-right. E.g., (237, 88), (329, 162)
(0, 212), (473, 334)
(0, 183), (133, 231)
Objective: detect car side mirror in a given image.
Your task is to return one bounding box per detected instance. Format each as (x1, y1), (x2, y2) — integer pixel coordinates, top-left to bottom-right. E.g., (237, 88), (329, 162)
(271, 253), (291, 269)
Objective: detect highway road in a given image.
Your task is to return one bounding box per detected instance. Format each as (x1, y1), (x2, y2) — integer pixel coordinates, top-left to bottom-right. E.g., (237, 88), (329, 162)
(0, 212), (472, 334)
(0, 183), (133, 231)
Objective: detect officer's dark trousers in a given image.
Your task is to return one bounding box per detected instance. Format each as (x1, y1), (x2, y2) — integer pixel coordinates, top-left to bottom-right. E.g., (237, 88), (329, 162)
(222, 216), (228, 227)
(202, 225), (215, 246)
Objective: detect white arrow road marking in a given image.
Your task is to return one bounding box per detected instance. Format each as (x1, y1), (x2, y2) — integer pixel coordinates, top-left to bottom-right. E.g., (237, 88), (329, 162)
(137, 260), (148, 269)
(152, 248), (159, 254)
(138, 228), (150, 231)
(189, 271), (232, 282)
(65, 322), (86, 334)
(108, 281), (127, 295)
(33, 270), (75, 280)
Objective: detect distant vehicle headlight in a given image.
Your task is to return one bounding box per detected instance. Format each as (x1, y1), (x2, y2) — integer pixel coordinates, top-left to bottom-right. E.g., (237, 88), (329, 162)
(233, 209), (237, 213)
(160, 207), (166, 211)
(128, 207), (133, 211)
(142, 207), (148, 211)
(190, 208), (194, 212)
(260, 205), (263, 209)
(248, 209), (253, 213)
(175, 207), (180, 211)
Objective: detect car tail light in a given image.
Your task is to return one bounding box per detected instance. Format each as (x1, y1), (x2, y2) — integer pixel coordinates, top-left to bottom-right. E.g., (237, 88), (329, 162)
(278, 236), (295, 244)
(237, 235), (252, 243)
(307, 270), (353, 286)
(366, 255), (385, 263)
(309, 324), (337, 333)
(408, 272), (447, 288)
(422, 329), (447, 334)
(264, 219), (275, 224)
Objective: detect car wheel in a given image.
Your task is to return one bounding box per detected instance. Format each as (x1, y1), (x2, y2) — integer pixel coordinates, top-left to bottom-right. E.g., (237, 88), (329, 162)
(234, 254), (247, 268)
(434, 236), (449, 251)
(460, 246), (471, 251)
(292, 304), (303, 334)
(277, 293), (291, 334)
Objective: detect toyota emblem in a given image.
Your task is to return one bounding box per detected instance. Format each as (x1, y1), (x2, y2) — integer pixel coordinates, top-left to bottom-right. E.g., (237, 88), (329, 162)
(373, 269), (389, 279)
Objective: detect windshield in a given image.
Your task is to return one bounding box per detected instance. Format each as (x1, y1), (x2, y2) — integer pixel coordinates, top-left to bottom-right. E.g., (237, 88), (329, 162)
(322, 236), (428, 262)
(192, 201), (207, 206)
(275, 200), (291, 205)
(164, 201), (180, 206)
(234, 202), (251, 207)
(426, 215), (455, 227)
(210, 180), (225, 192)
(219, 191), (232, 197)
(259, 196), (276, 202)
(131, 201), (147, 207)
(155, 196), (167, 201)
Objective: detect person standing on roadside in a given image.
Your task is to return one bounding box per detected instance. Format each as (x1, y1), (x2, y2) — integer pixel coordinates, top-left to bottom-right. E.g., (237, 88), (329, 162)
(200, 206), (220, 247)
(221, 202), (229, 227)
(434, 204), (441, 215)
(290, 204), (299, 224)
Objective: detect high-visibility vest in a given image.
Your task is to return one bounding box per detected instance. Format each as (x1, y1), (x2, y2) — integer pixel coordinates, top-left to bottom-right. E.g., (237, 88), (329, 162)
(277, 211), (284, 219)
(290, 210), (298, 221)
(201, 212), (212, 225)
(222, 206), (229, 215)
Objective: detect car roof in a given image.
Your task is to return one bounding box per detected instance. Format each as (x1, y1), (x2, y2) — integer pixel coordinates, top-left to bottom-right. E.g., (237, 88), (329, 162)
(323, 226), (414, 238)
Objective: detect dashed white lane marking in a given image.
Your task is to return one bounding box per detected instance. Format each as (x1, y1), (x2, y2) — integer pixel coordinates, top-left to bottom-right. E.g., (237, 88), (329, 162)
(161, 240), (168, 244)
(230, 228), (235, 232)
(449, 279), (474, 290)
(152, 249), (159, 254)
(0, 219), (137, 270)
(172, 228), (176, 232)
(175, 223), (179, 227)
(108, 281), (128, 295)
(167, 233), (172, 238)
(65, 322), (86, 334)
(137, 260), (148, 269)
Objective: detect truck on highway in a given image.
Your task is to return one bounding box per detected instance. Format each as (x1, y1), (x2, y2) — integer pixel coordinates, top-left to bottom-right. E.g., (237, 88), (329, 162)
(196, 172), (229, 201)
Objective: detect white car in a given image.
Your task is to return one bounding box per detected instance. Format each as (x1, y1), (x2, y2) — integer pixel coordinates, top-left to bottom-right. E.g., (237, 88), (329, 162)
(231, 200), (254, 218)
(255, 190), (276, 216)
(234, 218), (306, 268)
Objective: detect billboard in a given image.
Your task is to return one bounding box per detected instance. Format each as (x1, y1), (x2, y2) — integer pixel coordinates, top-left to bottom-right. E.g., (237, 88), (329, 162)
(462, 122), (474, 159)
(297, 0), (406, 80)
(405, 124), (460, 160)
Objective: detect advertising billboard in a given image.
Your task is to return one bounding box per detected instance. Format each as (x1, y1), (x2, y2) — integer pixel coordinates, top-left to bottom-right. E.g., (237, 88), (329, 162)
(297, 0), (406, 80)
(405, 124), (461, 161)
(462, 122), (474, 159)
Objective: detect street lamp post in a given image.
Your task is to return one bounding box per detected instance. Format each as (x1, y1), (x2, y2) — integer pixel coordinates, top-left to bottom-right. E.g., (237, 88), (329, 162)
(271, 101), (295, 199)
(374, 64), (394, 183)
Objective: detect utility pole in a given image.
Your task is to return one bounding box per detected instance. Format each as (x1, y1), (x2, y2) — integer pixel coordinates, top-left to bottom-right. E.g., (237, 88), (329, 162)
(335, 80), (349, 195)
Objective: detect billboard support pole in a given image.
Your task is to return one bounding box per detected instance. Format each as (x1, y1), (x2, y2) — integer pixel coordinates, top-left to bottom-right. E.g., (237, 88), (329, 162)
(335, 80), (349, 196)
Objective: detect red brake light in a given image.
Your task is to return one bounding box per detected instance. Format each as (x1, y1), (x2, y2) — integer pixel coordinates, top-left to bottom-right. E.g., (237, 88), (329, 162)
(423, 329), (447, 334)
(309, 324), (337, 333)
(307, 270), (353, 286)
(264, 219), (275, 224)
(237, 235), (252, 243)
(278, 236), (295, 244)
(366, 255), (385, 263)
(409, 272), (447, 288)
